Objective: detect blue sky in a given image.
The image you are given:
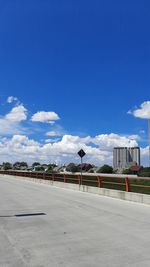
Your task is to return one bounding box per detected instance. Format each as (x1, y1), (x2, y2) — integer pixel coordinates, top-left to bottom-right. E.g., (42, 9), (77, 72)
(0, 0), (150, 165)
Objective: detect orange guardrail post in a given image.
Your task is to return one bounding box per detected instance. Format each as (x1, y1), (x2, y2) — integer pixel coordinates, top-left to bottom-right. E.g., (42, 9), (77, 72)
(97, 176), (102, 188)
(64, 174), (66, 183)
(78, 175), (81, 185)
(125, 177), (130, 192)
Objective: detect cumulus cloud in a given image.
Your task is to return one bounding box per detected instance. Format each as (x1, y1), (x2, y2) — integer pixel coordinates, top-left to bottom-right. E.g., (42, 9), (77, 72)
(0, 135), (41, 163)
(0, 134), (109, 164)
(5, 105), (27, 122)
(0, 118), (26, 135)
(92, 133), (138, 150)
(0, 133), (141, 165)
(0, 104), (28, 135)
(31, 111), (60, 124)
(128, 101), (150, 119)
(46, 131), (58, 137)
(0, 97), (148, 165)
(7, 96), (18, 104)
(45, 138), (60, 143)
(45, 125), (67, 137)
(140, 147), (149, 166)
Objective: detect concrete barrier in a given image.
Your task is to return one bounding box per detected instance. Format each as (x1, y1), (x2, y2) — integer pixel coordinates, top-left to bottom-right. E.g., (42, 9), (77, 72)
(2, 174), (150, 205)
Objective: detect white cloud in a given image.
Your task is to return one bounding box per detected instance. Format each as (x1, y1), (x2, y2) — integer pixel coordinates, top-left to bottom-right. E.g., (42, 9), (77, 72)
(31, 111), (60, 123)
(0, 135), (41, 163)
(0, 104), (28, 135)
(0, 134), (109, 164)
(0, 133), (142, 165)
(128, 101), (150, 119)
(0, 118), (26, 135)
(45, 125), (67, 137)
(46, 131), (58, 137)
(5, 105), (27, 122)
(7, 96), (18, 103)
(92, 133), (138, 151)
(140, 147), (149, 166)
(45, 138), (60, 143)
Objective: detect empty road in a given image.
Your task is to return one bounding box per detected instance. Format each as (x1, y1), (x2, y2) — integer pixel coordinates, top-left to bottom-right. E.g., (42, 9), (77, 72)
(0, 175), (150, 267)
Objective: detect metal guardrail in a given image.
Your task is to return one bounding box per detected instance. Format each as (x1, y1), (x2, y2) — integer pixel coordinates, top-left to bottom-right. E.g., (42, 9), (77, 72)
(1, 170), (150, 194)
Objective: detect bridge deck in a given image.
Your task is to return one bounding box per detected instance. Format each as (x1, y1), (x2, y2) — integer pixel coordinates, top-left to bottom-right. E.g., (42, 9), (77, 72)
(0, 175), (150, 267)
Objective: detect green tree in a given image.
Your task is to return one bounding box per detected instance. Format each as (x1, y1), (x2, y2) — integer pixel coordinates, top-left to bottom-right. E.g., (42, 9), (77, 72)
(13, 162), (20, 169)
(35, 166), (45, 172)
(46, 165), (56, 173)
(32, 162), (41, 168)
(66, 163), (79, 173)
(3, 162), (12, 170)
(13, 162), (28, 169)
(20, 162), (28, 167)
(122, 168), (134, 175)
(138, 167), (150, 177)
(96, 164), (113, 174)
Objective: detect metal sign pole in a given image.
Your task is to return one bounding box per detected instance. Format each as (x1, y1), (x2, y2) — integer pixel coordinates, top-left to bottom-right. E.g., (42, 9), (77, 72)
(77, 149), (86, 186)
(81, 156), (83, 186)
(148, 119), (150, 167)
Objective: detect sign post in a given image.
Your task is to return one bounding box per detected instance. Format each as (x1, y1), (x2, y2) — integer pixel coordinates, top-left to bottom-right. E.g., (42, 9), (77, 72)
(78, 149), (86, 185)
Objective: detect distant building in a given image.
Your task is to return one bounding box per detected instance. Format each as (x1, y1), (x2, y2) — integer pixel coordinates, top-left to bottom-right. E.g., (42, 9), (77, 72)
(113, 147), (140, 169)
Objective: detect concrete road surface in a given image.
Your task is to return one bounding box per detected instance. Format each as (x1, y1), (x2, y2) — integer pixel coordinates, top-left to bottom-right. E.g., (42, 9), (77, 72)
(0, 175), (150, 267)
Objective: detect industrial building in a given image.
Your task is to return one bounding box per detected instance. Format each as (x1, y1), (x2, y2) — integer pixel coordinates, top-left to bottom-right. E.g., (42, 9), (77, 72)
(113, 147), (140, 169)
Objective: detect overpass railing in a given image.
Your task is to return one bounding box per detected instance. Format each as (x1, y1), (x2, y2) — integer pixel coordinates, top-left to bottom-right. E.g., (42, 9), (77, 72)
(1, 170), (150, 195)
